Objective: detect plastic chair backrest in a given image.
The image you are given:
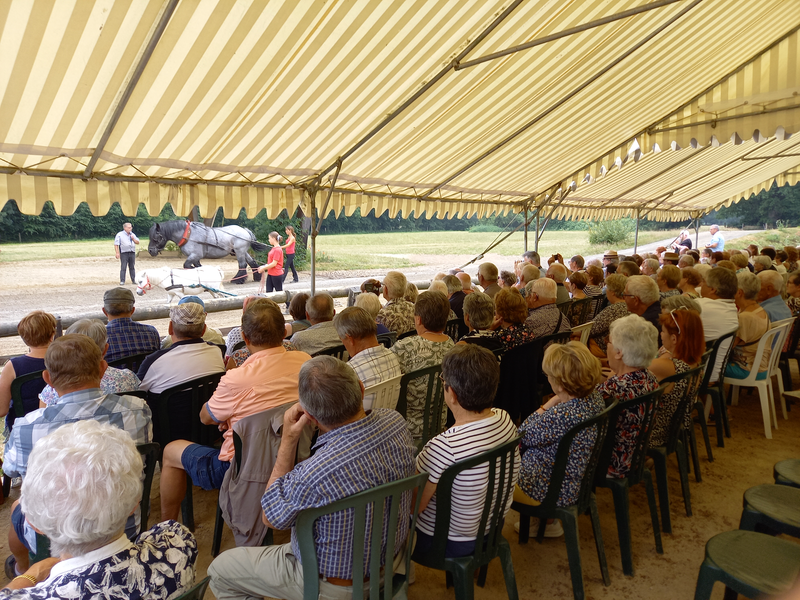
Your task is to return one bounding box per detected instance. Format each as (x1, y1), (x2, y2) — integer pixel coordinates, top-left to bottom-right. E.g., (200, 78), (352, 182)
(767, 321), (793, 374)
(784, 315), (800, 357)
(770, 317), (795, 357)
(538, 401), (616, 513)
(723, 326), (784, 386)
(10, 370), (45, 418)
(702, 329), (738, 388)
(568, 297), (593, 325)
(312, 344), (349, 360)
(444, 319), (462, 342)
(174, 576), (211, 600)
(572, 321), (594, 346)
(396, 364), (445, 445)
(148, 372), (224, 447)
(657, 364), (706, 453)
(556, 300), (572, 316)
(231, 339), (247, 353)
(377, 331), (397, 348)
(295, 472), (429, 600)
(592, 295), (609, 318)
(397, 330), (417, 340)
(137, 442), (160, 537)
(414, 437), (521, 569)
(364, 374), (403, 411)
(594, 388), (665, 486)
(107, 351), (152, 372)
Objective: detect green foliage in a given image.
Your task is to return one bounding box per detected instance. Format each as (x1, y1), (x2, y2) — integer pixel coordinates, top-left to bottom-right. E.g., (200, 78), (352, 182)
(588, 218), (635, 245)
(468, 224), (503, 232)
(713, 182), (800, 228)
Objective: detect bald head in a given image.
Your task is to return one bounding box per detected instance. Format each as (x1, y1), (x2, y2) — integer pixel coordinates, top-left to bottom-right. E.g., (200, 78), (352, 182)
(757, 270), (784, 302)
(547, 263), (568, 284)
(457, 272), (473, 292)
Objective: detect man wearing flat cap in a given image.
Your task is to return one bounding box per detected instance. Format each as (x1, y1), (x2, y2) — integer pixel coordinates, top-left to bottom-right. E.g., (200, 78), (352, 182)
(137, 301), (225, 394)
(103, 287), (161, 363)
(161, 296), (226, 349)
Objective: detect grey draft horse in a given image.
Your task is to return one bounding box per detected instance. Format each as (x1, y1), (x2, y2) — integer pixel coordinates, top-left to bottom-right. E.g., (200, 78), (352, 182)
(147, 220), (266, 284)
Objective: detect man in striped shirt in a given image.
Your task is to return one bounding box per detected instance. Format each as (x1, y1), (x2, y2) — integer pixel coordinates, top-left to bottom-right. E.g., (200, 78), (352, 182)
(208, 356), (415, 600)
(333, 306), (401, 410)
(414, 344), (519, 557)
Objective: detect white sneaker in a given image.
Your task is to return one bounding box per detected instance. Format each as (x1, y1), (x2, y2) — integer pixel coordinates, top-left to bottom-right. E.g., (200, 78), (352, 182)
(10, 477), (21, 489)
(514, 518), (564, 538)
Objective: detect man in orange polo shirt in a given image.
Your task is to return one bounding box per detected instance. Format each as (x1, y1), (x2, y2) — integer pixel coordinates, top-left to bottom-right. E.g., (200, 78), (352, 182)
(159, 299), (311, 521)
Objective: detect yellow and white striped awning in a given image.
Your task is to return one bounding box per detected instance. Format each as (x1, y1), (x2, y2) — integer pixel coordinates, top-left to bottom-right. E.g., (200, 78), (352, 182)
(0, 0), (798, 221)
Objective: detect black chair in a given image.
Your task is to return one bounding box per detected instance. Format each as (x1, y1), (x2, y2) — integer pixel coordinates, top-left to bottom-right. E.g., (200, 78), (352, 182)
(556, 300), (572, 316)
(146, 372), (224, 530)
(412, 437), (521, 600)
(231, 339), (247, 353)
(567, 298), (594, 326)
(700, 329), (738, 447)
(396, 364), (446, 451)
(647, 364), (705, 534)
(174, 576), (211, 600)
(108, 351), (152, 372)
(774, 458), (800, 488)
(377, 331), (397, 348)
(512, 402), (616, 600)
(739, 483), (800, 538)
(397, 329), (417, 340)
(685, 349), (714, 479)
(5, 370), (46, 496)
(494, 331), (571, 423)
(779, 316), (800, 396)
(444, 318), (461, 342)
(592, 295), (609, 319)
(593, 387), (665, 576)
(311, 344), (348, 360)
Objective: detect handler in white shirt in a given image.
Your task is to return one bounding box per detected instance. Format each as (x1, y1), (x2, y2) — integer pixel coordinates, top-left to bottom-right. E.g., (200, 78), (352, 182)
(114, 222), (140, 285)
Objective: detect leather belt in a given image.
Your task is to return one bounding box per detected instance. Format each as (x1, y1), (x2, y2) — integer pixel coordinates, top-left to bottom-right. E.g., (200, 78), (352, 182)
(322, 576), (357, 587)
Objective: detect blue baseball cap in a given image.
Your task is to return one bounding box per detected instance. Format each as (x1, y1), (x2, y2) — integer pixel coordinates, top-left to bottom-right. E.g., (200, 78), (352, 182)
(178, 295), (205, 309)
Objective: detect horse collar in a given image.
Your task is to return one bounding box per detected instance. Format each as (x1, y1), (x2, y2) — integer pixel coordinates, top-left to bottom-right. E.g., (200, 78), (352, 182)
(178, 221), (192, 247)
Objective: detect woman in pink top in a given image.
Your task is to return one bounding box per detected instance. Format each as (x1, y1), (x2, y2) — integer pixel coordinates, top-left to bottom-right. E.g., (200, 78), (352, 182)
(257, 232), (285, 293)
(281, 225), (299, 283)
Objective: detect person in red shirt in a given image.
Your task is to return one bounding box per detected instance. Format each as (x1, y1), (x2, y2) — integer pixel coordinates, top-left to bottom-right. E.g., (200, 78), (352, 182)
(257, 232), (285, 293)
(281, 225), (299, 283)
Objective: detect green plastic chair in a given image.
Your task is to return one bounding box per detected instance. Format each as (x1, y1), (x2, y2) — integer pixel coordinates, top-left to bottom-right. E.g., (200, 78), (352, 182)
(444, 318), (461, 342)
(694, 530), (800, 600)
(593, 387), (666, 576)
(295, 472), (429, 600)
(774, 458), (800, 488)
(685, 349), (714, 482)
(5, 370), (46, 496)
(700, 329), (738, 447)
(647, 364), (705, 534)
(567, 297), (594, 326)
(107, 351), (153, 372)
(739, 483), (800, 538)
(174, 575), (211, 600)
(377, 331), (397, 348)
(146, 372), (224, 531)
(411, 437), (521, 600)
(312, 344), (349, 360)
(29, 442), (161, 565)
(512, 402), (616, 600)
(396, 364), (446, 450)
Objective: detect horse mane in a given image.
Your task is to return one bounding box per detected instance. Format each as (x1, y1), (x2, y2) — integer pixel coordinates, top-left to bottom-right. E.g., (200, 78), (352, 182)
(154, 219), (188, 241)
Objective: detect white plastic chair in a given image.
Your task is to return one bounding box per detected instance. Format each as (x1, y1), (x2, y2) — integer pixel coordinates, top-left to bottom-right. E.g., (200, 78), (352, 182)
(572, 321), (594, 346)
(364, 374), (403, 411)
(768, 317), (795, 420)
(723, 323), (790, 439)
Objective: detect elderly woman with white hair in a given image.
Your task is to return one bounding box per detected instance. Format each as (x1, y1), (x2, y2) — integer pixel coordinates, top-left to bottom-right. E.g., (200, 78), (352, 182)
(376, 271), (416, 335)
(38, 319), (140, 407)
(725, 271), (771, 380)
(1, 420), (196, 597)
(353, 292), (391, 335)
(458, 292), (504, 353)
(595, 315), (660, 478)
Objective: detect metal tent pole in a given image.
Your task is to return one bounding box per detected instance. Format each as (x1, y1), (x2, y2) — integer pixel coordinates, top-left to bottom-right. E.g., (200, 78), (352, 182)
(535, 213), (540, 253)
(634, 210), (641, 254)
(524, 204), (529, 252)
(694, 216), (700, 248)
(309, 193), (317, 296)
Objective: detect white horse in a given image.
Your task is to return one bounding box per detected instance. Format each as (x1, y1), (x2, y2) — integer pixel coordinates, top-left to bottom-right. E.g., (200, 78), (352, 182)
(135, 266), (226, 305)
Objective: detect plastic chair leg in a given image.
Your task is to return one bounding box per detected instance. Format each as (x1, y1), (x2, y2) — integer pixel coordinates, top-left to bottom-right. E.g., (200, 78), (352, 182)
(643, 469), (663, 554)
(775, 370), (788, 420)
(610, 484), (634, 576)
(450, 565), (475, 600)
(694, 562), (719, 600)
(707, 390), (725, 448)
(694, 401), (714, 462)
(2, 475), (10, 499)
(756, 382), (773, 439)
(517, 513), (532, 544)
(687, 426), (702, 483)
(561, 513), (586, 600)
(181, 479), (195, 531)
(211, 502), (224, 557)
(650, 450), (672, 534)
(477, 564), (488, 588)
(498, 541), (520, 600)
(588, 498), (610, 586)
(675, 441), (693, 518)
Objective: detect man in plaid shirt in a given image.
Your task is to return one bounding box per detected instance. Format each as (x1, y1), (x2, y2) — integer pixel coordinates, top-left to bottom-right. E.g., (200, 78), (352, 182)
(4, 334), (152, 577)
(102, 287), (160, 363)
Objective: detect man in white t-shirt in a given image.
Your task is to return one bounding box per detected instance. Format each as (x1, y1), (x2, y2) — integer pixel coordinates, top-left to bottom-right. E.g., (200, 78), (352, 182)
(114, 222), (139, 285)
(333, 307), (401, 410)
(414, 344), (519, 557)
(695, 268), (739, 382)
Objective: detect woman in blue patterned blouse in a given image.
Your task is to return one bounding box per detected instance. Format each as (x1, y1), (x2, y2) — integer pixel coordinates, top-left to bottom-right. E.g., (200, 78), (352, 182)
(513, 342), (605, 535)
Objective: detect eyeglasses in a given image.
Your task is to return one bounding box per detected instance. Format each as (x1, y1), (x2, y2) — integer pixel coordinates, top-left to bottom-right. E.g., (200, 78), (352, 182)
(622, 293), (637, 298)
(669, 306), (687, 335)
(438, 373), (450, 391)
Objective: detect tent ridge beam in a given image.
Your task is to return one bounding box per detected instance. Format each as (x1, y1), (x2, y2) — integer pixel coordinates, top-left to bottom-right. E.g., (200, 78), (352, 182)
(455, 0), (685, 70)
(82, 0), (180, 178)
(417, 0), (703, 202)
(314, 0), (526, 181)
(648, 104), (800, 135)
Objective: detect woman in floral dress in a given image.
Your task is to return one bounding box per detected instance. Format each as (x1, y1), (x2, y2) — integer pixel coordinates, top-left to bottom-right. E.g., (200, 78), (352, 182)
(588, 274), (629, 358)
(489, 288), (536, 351)
(596, 314), (660, 478)
(391, 290), (454, 440)
(648, 308), (705, 447)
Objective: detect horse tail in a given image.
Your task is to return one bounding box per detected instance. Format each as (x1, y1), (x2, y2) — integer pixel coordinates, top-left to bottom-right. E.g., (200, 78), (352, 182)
(250, 239), (269, 252)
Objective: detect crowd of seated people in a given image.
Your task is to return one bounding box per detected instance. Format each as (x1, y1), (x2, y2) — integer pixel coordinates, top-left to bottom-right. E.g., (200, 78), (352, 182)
(3, 233), (800, 599)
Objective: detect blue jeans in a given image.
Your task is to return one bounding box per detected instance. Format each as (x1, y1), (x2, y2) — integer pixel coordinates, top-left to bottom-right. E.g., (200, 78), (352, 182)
(181, 444), (231, 490)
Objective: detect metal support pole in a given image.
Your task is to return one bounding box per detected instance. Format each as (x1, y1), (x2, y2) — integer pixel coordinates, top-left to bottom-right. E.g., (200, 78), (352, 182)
(634, 210), (641, 254)
(694, 216), (700, 248)
(535, 214), (540, 253)
(309, 193), (317, 296)
(524, 205), (529, 252)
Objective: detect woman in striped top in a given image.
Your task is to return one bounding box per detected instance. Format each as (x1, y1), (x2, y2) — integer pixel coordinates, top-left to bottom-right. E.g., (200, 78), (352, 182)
(414, 344), (519, 557)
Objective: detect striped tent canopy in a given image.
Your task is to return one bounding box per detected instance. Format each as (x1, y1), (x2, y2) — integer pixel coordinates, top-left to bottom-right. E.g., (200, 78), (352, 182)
(0, 0), (799, 221)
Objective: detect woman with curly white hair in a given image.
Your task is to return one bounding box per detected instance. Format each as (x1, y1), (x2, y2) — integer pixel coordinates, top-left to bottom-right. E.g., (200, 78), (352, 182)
(0, 420), (197, 598)
(376, 271), (416, 335)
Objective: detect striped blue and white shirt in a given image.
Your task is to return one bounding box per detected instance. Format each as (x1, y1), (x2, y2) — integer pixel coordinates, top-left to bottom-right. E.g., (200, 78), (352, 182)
(261, 409), (415, 579)
(3, 388), (153, 478)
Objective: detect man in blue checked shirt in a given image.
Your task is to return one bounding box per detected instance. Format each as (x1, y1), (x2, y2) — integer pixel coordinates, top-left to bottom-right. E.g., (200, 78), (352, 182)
(102, 287), (161, 363)
(208, 356), (416, 600)
(3, 334), (152, 579)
